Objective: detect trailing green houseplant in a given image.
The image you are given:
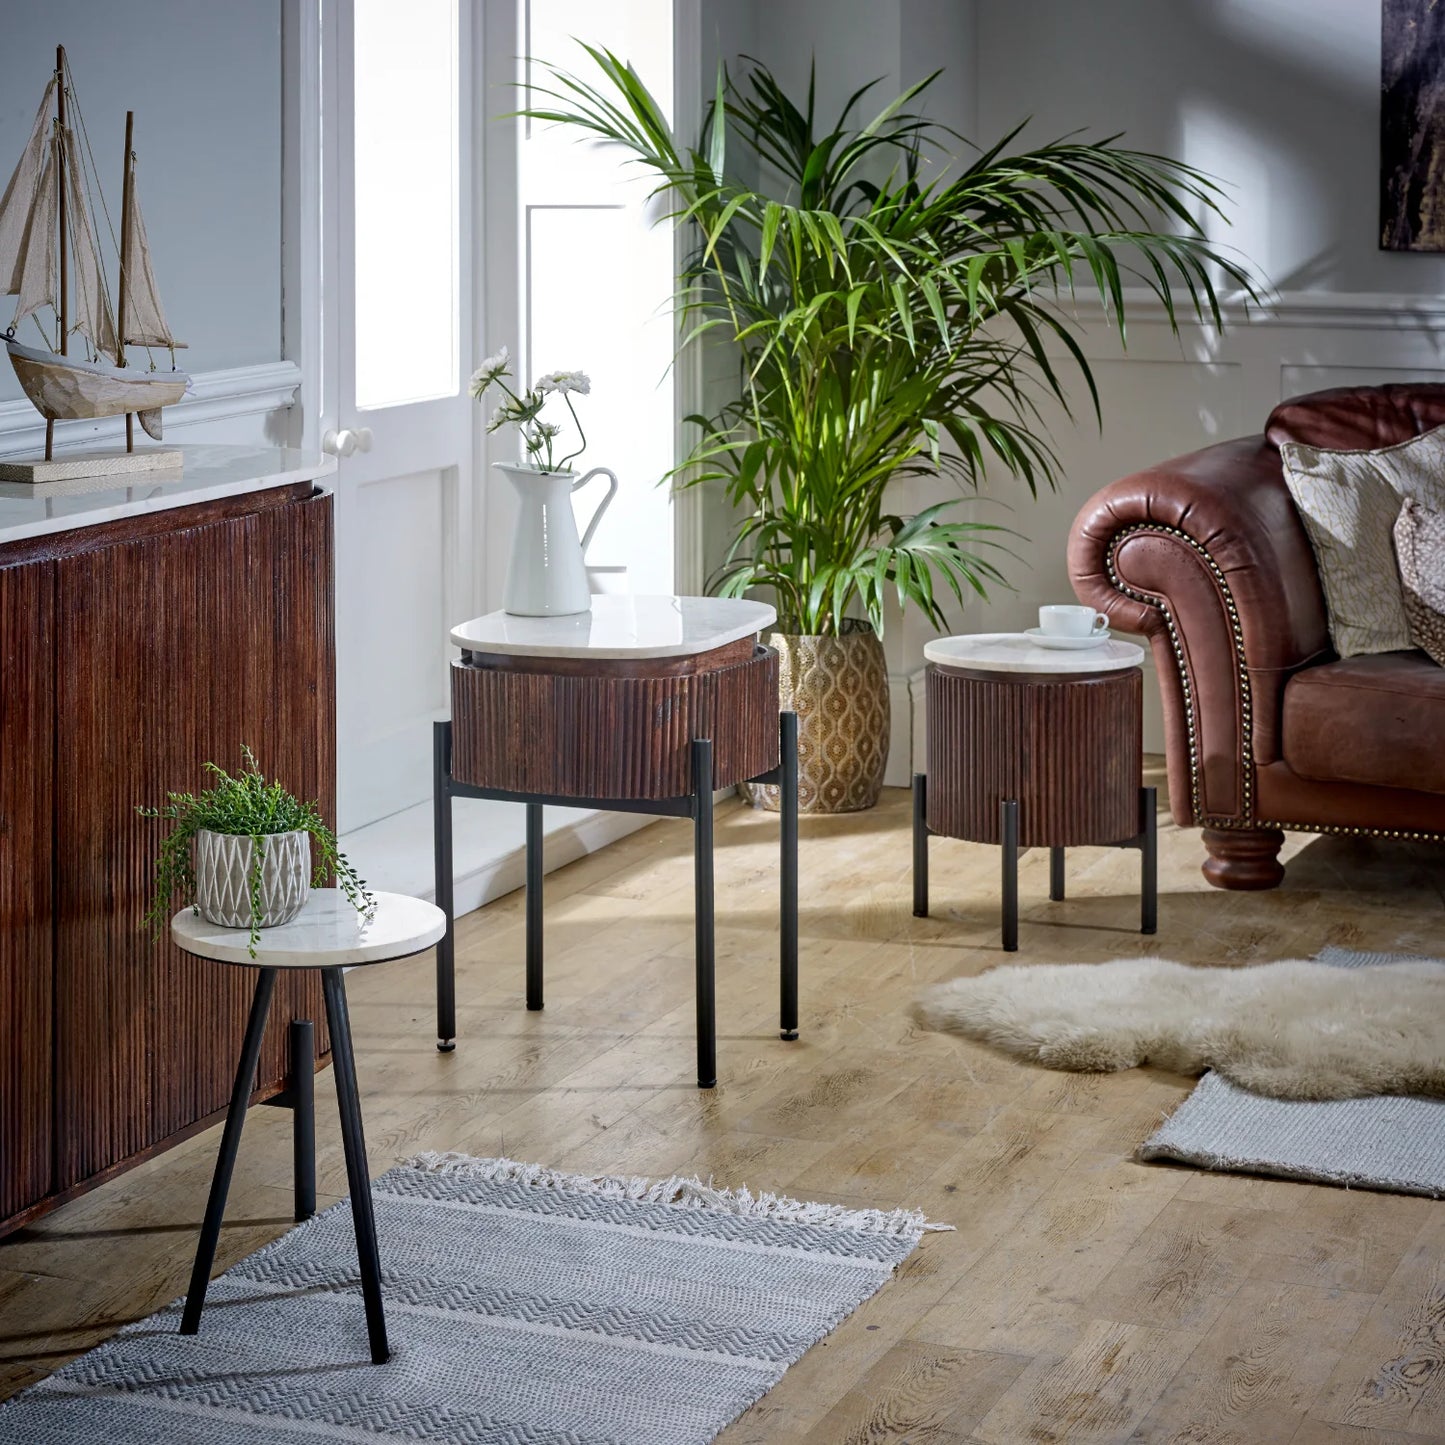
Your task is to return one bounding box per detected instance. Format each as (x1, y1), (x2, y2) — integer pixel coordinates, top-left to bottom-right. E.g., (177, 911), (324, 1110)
(525, 51), (1260, 809)
(140, 747), (374, 957)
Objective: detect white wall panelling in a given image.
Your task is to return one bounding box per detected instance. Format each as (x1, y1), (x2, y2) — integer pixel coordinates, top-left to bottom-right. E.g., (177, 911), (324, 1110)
(0, 362), (303, 456)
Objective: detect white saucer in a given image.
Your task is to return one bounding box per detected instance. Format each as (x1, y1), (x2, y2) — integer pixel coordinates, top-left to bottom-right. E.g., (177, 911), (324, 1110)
(1024, 627), (1112, 650)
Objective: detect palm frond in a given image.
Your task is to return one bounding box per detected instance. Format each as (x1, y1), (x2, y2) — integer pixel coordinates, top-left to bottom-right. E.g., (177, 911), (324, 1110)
(519, 48), (1263, 635)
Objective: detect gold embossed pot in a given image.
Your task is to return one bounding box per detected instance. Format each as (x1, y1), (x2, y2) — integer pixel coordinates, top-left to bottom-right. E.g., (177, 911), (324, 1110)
(745, 621), (890, 813)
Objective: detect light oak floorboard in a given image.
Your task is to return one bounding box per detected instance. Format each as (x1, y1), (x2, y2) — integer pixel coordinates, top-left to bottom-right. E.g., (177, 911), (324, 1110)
(0, 771), (1440, 1445)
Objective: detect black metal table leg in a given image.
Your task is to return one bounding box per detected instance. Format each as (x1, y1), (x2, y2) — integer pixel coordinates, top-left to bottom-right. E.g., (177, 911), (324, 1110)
(912, 773), (929, 917)
(693, 737), (716, 1089)
(1001, 799), (1019, 953)
(1049, 847), (1065, 902)
(322, 967), (389, 1365)
(1141, 785), (1158, 935)
(180, 967), (277, 1335)
(433, 720), (456, 1052)
(291, 1019), (315, 1221)
(526, 801), (544, 1011)
(779, 710), (799, 1041)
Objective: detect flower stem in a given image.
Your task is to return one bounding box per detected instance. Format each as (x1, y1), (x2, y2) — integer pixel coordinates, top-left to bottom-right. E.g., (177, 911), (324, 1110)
(557, 393), (588, 471)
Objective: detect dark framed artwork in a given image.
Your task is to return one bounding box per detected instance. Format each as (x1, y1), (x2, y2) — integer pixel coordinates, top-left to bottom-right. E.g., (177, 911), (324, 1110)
(1382, 0), (1445, 251)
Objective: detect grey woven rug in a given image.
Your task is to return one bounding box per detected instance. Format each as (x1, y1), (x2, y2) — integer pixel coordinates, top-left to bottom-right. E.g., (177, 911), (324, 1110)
(0, 1155), (944, 1444)
(1141, 947), (1445, 1197)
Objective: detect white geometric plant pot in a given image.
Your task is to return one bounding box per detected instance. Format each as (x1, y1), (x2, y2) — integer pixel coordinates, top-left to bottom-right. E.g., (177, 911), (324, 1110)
(195, 828), (311, 930)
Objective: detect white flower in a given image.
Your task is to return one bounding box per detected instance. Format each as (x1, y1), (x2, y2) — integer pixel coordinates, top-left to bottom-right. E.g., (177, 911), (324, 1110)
(469, 345), (511, 398)
(487, 404), (510, 433)
(536, 421), (562, 438)
(535, 368), (591, 396)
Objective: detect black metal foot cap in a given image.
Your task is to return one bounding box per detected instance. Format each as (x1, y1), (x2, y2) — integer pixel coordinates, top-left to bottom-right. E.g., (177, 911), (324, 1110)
(697, 1079), (716, 1089)
(780, 1029), (799, 1041)
(436, 1039), (455, 1053)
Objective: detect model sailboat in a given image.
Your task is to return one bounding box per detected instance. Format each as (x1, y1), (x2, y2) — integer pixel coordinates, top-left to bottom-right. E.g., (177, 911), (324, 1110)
(1, 46), (188, 470)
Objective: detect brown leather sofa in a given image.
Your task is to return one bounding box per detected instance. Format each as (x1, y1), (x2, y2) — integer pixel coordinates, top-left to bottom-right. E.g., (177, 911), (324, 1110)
(1068, 383), (1445, 889)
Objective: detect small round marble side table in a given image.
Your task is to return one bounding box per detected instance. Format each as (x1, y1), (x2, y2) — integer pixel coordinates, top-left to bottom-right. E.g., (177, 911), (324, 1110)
(436, 595), (799, 1089)
(172, 890), (445, 1365)
(913, 632), (1158, 951)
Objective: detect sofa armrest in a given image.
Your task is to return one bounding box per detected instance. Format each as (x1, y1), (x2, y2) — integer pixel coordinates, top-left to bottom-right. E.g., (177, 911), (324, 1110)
(1067, 435), (1331, 827)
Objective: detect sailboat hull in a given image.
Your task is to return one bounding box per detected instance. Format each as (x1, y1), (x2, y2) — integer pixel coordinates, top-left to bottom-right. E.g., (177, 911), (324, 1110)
(5, 339), (188, 423)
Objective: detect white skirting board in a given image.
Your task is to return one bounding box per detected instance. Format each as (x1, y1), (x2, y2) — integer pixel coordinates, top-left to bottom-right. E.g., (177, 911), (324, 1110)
(340, 798), (655, 923)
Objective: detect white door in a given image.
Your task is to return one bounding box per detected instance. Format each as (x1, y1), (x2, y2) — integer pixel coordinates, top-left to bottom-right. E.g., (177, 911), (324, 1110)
(482, 0), (679, 605)
(326, 0), (479, 833)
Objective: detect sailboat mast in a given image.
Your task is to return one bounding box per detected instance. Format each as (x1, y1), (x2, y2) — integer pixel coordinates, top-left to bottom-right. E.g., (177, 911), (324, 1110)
(54, 46), (67, 358)
(48, 44), (67, 459)
(117, 111), (132, 368)
(118, 110), (134, 451)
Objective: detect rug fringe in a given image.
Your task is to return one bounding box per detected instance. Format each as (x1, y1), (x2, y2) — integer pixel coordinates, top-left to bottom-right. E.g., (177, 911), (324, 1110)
(404, 1152), (954, 1237)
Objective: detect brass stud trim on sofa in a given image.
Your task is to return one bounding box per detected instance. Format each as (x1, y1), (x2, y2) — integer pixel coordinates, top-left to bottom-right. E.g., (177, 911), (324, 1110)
(1255, 819), (1445, 842)
(1104, 522), (1254, 826)
(1105, 524), (1445, 847)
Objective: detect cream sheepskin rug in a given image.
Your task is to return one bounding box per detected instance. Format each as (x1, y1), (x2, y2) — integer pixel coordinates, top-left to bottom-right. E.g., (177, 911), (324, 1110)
(913, 957), (1445, 1100)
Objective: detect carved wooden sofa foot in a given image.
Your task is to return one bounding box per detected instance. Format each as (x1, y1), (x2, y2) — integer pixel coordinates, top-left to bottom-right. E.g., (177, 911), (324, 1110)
(1201, 827), (1286, 891)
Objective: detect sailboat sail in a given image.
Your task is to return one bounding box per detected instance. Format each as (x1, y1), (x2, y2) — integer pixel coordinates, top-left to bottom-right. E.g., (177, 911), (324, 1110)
(60, 130), (117, 357)
(121, 176), (180, 349)
(0, 77), (56, 298)
(11, 141), (57, 330)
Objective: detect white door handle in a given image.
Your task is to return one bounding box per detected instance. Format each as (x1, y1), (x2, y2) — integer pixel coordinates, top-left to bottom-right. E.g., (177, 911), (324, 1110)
(354, 426), (374, 453)
(322, 427), (360, 457)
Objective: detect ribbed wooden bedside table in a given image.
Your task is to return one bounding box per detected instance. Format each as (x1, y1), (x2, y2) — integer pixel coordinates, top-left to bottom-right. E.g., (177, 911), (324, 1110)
(912, 632), (1157, 951)
(434, 595), (799, 1088)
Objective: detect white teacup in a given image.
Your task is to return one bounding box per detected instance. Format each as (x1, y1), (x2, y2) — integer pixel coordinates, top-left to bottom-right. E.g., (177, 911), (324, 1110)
(1039, 604), (1108, 638)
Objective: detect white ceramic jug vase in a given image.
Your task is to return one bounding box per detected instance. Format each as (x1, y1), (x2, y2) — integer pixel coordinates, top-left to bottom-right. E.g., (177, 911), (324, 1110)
(498, 462), (619, 617)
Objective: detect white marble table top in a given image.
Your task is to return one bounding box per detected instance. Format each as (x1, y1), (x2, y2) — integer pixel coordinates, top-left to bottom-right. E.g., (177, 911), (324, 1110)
(171, 889), (445, 969)
(924, 631), (1145, 674)
(0, 444), (335, 547)
(450, 595), (777, 659)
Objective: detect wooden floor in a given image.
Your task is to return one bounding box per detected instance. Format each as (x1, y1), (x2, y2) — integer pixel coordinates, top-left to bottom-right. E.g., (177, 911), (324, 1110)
(3, 767), (1444, 1443)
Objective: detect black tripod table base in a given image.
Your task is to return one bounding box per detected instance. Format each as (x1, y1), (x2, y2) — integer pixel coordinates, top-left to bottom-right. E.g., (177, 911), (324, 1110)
(170, 891), (445, 1367)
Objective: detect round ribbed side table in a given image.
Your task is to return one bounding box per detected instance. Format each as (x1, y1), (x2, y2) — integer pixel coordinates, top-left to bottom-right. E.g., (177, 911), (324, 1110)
(912, 632), (1157, 951)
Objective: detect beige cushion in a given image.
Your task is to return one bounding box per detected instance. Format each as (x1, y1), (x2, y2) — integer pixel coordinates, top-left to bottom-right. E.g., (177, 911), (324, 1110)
(1280, 423), (1445, 657)
(1395, 497), (1445, 667)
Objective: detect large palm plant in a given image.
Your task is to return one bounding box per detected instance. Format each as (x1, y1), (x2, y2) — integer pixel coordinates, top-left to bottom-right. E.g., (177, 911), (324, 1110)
(526, 51), (1259, 636)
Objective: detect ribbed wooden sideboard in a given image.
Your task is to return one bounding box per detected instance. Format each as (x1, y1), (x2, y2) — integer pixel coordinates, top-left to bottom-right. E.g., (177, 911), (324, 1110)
(0, 447), (337, 1236)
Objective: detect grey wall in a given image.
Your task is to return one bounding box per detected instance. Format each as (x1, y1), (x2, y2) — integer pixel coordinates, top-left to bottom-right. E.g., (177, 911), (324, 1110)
(975, 0), (1445, 296)
(0, 0), (282, 402)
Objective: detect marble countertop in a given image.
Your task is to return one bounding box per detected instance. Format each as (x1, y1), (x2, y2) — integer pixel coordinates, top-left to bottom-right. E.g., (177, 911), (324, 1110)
(924, 631), (1145, 674)
(172, 890), (445, 968)
(0, 444), (335, 546)
(451, 595), (778, 659)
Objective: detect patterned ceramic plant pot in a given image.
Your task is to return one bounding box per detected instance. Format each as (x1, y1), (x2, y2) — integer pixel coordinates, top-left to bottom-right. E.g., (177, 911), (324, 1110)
(195, 828), (311, 930)
(745, 623), (890, 814)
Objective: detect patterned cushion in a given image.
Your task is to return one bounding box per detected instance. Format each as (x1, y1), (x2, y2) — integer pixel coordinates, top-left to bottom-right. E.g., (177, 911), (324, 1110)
(1279, 423), (1445, 657)
(1394, 497), (1445, 666)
